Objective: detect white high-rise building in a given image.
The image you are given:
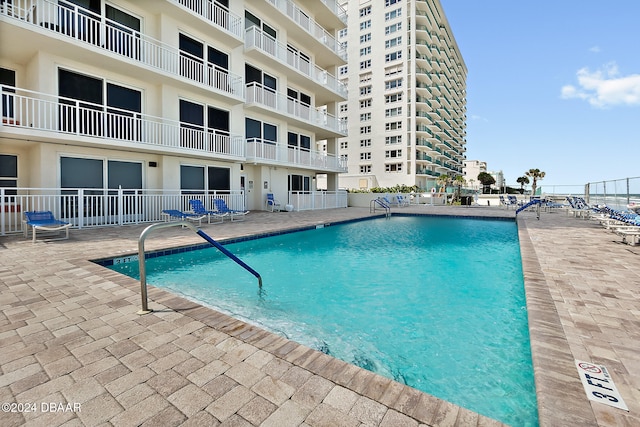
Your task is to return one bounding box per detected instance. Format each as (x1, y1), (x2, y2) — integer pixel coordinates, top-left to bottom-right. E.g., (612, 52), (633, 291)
(0, 0), (348, 227)
(337, 0), (466, 191)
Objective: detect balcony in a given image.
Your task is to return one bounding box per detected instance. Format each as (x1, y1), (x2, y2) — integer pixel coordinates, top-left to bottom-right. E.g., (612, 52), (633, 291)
(261, 0), (347, 64)
(0, 0), (244, 101)
(244, 26), (347, 103)
(245, 83), (347, 138)
(246, 138), (347, 173)
(0, 86), (245, 161)
(168, 0), (243, 41)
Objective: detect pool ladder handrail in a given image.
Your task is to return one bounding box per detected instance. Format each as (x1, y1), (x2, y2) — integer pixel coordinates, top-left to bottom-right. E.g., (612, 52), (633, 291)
(137, 221), (262, 314)
(370, 197), (391, 217)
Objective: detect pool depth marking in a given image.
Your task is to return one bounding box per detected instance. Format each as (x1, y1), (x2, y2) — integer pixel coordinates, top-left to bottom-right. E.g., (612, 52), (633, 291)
(575, 360), (628, 411)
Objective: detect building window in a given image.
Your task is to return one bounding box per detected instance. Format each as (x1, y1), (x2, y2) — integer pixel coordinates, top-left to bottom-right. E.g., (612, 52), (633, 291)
(340, 154), (348, 162)
(385, 121), (402, 130)
(360, 112), (371, 121)
(340, 141), (348, 149)
(385, 9), (402, 21)
(339, 65), (348, 76)
(385, 0), (399, 6)
(359, 59), (371, 69)
(385, 163), (403, 172)
(385, 107), (402, 117)
(339, 103), (348, 113)
(359, 47), (371, 56)
(360, 152), (371, 160)
(385, 51), (402, 62)
(288, 132), (311, 150)
(385, 36), (402, 49)
(385, 149), (402, 158)
(245, 10), (276, 38)
(360, 126), (371, 134)
(359, 20), (371, 30)
(385, 22), (402, 35)
(359, 165), (372, 173)
(0, 154), (18, 196)
(360, 33), (371, 43)
(359, 85), (372, 95)
(180, 165), (230, 193)
(359, 6), (371, 17)
(360, 99), (372, 108)
(246, 117), (277, 144)
(360, 139), (371, 147)
(385, 93), (403, 103)
(338, 28), (348, 39)
(385, 78), (403, 90)
(385, 135), (402, 144)
(359, 73), (372, 83)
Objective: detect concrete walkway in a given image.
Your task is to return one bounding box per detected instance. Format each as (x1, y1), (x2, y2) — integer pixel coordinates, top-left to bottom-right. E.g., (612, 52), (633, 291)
(0, 206), (638, 426)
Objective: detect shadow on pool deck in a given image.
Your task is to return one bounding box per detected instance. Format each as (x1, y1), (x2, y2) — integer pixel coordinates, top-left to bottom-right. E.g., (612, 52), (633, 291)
(1, 205), (638, 426)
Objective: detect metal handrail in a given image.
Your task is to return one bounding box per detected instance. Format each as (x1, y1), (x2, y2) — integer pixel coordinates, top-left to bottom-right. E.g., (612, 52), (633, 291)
(370, 198), (391, 217)
(137, 221), (262, 314)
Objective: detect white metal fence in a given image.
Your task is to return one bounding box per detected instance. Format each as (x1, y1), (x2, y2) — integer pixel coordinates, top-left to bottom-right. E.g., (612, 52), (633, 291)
(0, 188), (349, 235)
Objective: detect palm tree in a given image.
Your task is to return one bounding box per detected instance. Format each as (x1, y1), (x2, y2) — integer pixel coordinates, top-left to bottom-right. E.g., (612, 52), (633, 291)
(453, 175), (466, 203)
(516, 176), (530, 194)
(525, 169), (546, 196)
(477, 172), (495, 194)
(436, 174), (450, 193)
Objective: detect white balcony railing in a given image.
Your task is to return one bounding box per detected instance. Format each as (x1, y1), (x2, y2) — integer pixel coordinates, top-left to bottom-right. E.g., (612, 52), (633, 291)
(288, 190), (348, 211)
(0, 0), (244, 98)
(245, 83), (346, 136)
(264, 0), (347, 61)
(0, 188), (246, 235)
(244, 26), (347, 99)
(171, 0), (243, 39)
(246, 138), (347, 172)
(319, 0), (348, 24)
(0, 85), (245, 159)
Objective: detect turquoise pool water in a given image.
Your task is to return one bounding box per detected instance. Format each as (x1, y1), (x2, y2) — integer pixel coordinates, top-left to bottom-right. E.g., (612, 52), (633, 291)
(109, 216), (538, 426)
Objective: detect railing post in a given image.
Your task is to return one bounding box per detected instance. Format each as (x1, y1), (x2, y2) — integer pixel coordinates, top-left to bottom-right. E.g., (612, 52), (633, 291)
(77, 189), (84, 229)
(1, 188), (5, 236)
(118, 186), (124, 226)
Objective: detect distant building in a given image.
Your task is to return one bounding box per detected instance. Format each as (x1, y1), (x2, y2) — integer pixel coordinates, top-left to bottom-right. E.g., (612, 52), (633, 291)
(463, 160), (486, 190)
(489, 170), (505, 191)
(337, 0), (467, 191)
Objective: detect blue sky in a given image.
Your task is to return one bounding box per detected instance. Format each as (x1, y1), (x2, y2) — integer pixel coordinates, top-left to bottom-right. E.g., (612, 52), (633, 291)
(440, 0), (640, 188)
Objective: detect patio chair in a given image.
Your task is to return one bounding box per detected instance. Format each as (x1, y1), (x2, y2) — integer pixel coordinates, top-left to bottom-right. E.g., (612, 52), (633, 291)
(189, 199), (228, 224)
(395, 194), (410, 207)
(265, 193), (281, 212)
(161, 209), (206, 226)
(213, 198), (249, 221)
(23, 211), (71, 242)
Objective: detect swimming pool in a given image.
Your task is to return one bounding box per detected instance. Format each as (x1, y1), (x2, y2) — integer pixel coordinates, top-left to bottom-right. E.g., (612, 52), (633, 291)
(108, 215), (538, 426)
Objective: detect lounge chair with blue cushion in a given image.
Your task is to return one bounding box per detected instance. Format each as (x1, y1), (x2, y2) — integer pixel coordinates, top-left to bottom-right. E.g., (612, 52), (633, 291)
(189, 199), (228, 223)
(161, 209), (206, 226)
(23, 211), (71, 242)
(213, 198), (249, 221)
(265, 193), (281, 212)
(395, 194), (410, 207)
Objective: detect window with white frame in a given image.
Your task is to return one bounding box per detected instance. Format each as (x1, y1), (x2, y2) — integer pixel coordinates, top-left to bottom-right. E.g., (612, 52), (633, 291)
(359, 73), (372, 83)
(360, 165), (372, 173)
(385, 121), (402, 130)
(359, 85), (372, 95)
(385, 78), (402, 90)
(385, 22), (402, 35)
(360, 112), (371, 121)
(385, 93), (403, 103)
(360, 33), (371, 43)
(385, 66), (402, 77)
(385, 107), (402, 117)
(359, 5), (371, 17)
(360, 139), (371, 147)
(359, 59), (371, 69)
(385, 149), (402, 158)
(385, 163), (403, 172)
(360, 152), (371, 160)
(385, 36), (402, 49)
(385, 135), (402, 144)
(360, 20), (371, 30)
(385, 0), (399, 6)
(0, 154), (18, 197)
(385, 50), (402, 62)
(360, 126), (371, 134)
(340, 154), (348, 162)
(360, 98), (372, 108)
(339, 103), (348, 113)
(339, 65), (348, 76)
(340, 141), (348, 149)
(360, 46), (371, 56)
(339, 28), (347, 39)
(385, 9), (401, 21)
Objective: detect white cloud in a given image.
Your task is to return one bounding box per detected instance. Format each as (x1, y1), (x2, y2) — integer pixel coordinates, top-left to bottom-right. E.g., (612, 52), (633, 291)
(561, 62), (640, 108)
(589, 46), (601, 53)
(470, 114), (488, 122)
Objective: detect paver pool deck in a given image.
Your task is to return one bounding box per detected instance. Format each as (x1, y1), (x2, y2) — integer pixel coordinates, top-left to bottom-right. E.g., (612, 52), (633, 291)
(1, 205), (638, 426)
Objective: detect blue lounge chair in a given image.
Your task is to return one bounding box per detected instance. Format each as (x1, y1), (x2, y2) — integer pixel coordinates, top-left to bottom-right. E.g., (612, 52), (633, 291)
(189, 199), (228, 223)
(161, 209), (206, 226)
(23, 211), (71, 242)
(265, 193), (281, 212)
(213, 198), (249, 221)
(395, 194), (410, 207)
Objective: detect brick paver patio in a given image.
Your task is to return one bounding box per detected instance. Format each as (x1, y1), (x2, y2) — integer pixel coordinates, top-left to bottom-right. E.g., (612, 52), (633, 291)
(1, 206), (638, 426)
